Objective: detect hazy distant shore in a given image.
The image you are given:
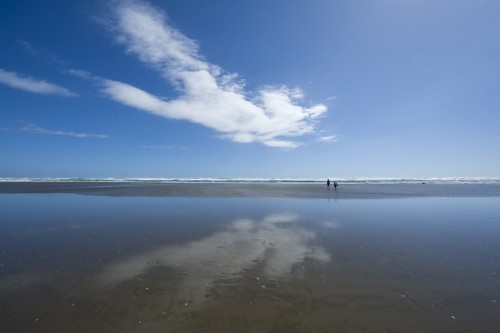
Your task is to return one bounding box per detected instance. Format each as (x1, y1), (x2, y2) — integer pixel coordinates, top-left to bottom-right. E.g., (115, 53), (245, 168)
(1, 181), (500, 199)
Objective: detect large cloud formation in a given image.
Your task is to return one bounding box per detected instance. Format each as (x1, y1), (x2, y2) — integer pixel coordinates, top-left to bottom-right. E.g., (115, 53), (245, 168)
(104, 0), (327, 148)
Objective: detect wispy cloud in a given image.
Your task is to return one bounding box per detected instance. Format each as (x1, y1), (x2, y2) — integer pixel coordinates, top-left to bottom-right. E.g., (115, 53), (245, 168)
(15, 39), (37, 55)
(1, 123), (109, 139)
(101, 0), (327, 148)
(65, 68), (95, 80)
(317, 135), (339, 143)
(140, 145), (188, 150)
(15, 39), (70, 66)
(0, 68), (77, 97)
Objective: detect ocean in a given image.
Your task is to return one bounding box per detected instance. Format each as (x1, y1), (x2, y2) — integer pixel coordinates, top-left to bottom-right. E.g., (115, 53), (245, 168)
(2, 177), (500, 184)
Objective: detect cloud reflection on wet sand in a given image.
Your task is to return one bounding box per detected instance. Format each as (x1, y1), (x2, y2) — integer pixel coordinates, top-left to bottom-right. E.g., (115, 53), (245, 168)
(97, 213), (329, 302)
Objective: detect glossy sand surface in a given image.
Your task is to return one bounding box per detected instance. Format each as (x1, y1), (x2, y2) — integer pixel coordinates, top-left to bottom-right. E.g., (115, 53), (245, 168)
(1, 181), (500, 198)
(1, 190), (499, 332)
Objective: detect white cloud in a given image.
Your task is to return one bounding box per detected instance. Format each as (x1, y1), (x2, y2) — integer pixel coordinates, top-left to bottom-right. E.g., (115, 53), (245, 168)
(0, 68), (77, 97)
(1, 123), (109, 139)
(140, 145), (188, 150)
(65, 68), (95, 80)
(102, 0), (327, 148)
(318, 135), (338, 143)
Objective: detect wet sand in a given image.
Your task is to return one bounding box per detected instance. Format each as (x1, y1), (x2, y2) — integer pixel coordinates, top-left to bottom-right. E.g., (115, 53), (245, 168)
(1, 188), (500, 332)
(1, 181), (500, 198)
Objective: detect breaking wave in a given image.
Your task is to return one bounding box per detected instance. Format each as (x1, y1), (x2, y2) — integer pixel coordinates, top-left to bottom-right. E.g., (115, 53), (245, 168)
(1, 177), (499, 185)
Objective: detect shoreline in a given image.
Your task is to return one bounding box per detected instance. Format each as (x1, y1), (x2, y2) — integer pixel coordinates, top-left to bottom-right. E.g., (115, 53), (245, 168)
(2, 177), (499, 185)
(1, 181), (500, 199)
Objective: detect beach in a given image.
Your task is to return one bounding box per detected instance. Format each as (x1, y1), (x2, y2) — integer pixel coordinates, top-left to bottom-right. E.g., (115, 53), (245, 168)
(1, 182), (500, 332)
(1, 181), (500, 198)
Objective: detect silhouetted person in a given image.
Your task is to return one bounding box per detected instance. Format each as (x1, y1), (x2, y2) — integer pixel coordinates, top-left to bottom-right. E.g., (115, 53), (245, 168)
(333, 181), (338, 190)
(327, 179), (331, 187)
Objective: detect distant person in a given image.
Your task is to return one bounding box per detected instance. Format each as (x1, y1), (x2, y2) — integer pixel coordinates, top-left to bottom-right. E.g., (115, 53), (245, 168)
(333, 181), (338, 190)
(327, 179), (331, 187)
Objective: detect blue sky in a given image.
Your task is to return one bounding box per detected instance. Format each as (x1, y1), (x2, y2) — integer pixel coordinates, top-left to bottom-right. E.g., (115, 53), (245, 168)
(1, 0), (499, 178)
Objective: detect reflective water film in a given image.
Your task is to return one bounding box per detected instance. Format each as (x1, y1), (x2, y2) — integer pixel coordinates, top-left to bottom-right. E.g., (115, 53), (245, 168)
(1, 195), (499, 332)
(97, 213), (330, 304)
